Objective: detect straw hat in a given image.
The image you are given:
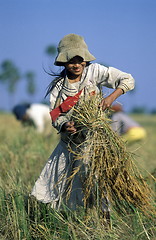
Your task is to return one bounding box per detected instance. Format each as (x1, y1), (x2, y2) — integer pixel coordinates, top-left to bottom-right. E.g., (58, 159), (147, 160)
(54, 34), (96, 66)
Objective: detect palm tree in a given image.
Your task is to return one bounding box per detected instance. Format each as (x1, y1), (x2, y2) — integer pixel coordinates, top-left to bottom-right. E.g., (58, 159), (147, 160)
(45, 45), (57, 56)
(25, 71), (36, 96)
(0, 60), (20, 93)
(0, 60), (20, 109)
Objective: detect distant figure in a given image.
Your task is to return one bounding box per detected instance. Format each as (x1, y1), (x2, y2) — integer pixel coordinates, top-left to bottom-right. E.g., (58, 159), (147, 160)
(110, 104), (147, 143)
(12, 103), (51, 133)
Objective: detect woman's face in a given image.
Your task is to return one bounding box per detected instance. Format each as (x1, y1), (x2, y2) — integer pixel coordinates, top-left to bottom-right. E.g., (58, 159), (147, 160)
(64, 56), (86, 77)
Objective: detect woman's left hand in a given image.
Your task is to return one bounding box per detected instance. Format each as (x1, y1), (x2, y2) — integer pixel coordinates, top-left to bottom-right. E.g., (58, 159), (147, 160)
(99, 96), (114, 111)
(99, 88), (124, 111)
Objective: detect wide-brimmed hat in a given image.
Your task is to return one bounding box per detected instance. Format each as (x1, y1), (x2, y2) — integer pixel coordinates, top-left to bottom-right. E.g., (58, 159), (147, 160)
(54, 34), (96, 66)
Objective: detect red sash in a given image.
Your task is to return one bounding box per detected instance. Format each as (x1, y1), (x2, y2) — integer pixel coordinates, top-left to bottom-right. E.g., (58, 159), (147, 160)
(50, 89), (83, 122)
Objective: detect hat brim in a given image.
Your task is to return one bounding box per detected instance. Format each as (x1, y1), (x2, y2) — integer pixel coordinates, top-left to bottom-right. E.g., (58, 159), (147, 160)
(54, 48), (96, 66)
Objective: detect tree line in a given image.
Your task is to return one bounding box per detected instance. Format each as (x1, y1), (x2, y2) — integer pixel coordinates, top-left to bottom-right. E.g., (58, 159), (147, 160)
(0, 45), (56, 110)
(1, 46), (155, 114)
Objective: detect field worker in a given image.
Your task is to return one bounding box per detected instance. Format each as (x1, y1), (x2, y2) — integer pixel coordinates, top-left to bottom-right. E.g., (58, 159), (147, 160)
(110, 104), (146, 143)
(12, 103), (51, 133)
(31, 33), (135, 211)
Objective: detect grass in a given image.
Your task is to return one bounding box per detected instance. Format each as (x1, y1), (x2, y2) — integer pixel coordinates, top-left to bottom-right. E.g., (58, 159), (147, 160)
(128, 114), (156, 174)
(0, 112), (156, 239)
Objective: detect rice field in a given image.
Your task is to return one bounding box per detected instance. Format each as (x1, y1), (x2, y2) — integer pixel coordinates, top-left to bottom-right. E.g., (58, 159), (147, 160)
(0, 112), (156, 240)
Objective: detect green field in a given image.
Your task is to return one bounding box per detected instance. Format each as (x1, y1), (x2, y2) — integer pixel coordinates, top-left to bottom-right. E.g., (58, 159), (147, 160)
(0, 113), (156, 240)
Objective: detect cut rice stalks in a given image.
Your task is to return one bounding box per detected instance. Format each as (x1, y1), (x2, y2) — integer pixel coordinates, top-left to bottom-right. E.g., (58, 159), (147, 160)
(69, 95), (156, 217)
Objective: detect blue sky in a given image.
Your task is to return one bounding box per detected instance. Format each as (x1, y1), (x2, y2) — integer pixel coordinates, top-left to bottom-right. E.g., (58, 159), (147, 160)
(0, 0), (156, 112)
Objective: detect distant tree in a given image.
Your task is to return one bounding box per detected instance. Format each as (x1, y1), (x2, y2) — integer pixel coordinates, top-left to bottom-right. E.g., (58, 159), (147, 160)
(98, 62), (109, 68)
(0, 60), (20, 94)
(0, 60), (21, 108)
(44, 45), (57, 84)
(25, 71), (36, 95)
(45, 45), (57, 56)
(150, 109), (156, 115)
(40, 99), (49, 105)
(131, 106), (146, 114)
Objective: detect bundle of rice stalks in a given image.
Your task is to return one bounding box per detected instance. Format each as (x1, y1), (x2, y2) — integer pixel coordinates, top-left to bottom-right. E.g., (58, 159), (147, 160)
(70, 95), (155, 217)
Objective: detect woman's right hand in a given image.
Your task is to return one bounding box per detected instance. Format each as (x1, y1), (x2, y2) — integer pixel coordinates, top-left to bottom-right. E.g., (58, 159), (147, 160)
(62, 121), (77, 133)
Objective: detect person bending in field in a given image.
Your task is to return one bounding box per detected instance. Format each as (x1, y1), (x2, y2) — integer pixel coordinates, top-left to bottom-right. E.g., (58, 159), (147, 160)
(110, 104), (146, 143)
(12, 103), (51, 133)
(31, 33), (135, 211)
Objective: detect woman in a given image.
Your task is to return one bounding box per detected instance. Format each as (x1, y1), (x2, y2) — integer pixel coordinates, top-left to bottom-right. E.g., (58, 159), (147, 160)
(31, 33), (135, 210)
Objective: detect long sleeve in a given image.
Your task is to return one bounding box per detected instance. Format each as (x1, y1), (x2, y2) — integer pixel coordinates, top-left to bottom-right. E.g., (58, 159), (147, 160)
(89, 63), (135, 93)
(103, 66), (134, 93)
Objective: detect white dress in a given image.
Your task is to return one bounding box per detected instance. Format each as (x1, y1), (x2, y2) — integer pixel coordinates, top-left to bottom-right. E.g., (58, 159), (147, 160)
(31, 63), (135, 209)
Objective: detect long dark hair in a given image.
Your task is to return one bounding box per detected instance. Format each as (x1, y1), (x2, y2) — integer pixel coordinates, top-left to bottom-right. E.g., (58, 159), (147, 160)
(44, 68), (66, 98)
